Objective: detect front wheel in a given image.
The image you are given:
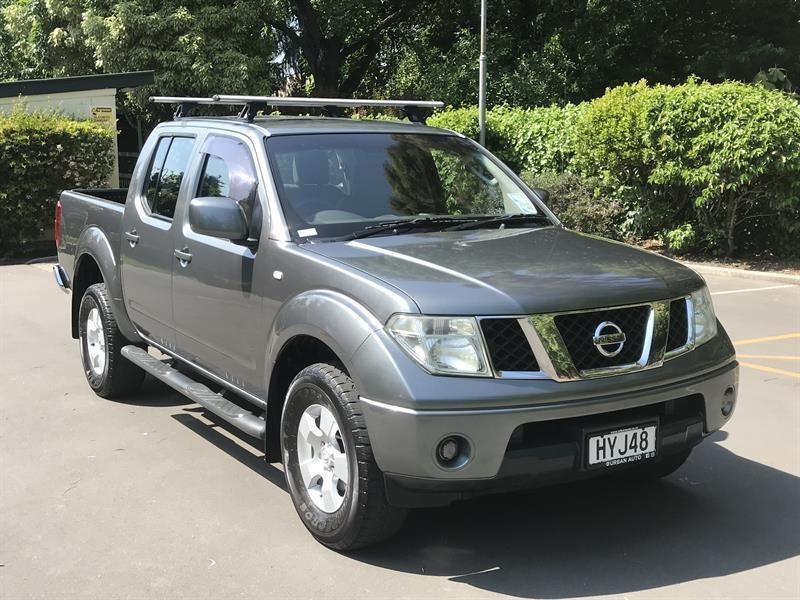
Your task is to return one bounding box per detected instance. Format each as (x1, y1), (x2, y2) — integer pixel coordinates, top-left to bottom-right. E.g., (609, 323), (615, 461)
(78, 283), (144, 398)
(281, 363), (406, 550)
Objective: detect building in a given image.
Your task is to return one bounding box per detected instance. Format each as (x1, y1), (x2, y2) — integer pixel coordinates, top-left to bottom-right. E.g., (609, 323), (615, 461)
(0, 71), (155, 187)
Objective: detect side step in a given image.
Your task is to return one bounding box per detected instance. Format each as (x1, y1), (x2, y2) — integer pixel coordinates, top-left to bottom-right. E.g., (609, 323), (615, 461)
(121, 345), (266, 440)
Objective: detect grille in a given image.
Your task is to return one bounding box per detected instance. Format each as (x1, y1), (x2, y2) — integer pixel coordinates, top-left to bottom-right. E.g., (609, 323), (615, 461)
(554, 305), (650, 371)
(480, 319), (539, 372)
(666, 298), (690, 352)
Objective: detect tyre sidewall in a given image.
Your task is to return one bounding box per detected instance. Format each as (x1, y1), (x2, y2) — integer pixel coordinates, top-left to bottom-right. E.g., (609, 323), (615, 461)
(78, 288), (108, 392)
(281, 371), (361, 546)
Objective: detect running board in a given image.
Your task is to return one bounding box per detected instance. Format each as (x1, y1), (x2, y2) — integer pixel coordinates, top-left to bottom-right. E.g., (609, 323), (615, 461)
(121, 345), (266, 439)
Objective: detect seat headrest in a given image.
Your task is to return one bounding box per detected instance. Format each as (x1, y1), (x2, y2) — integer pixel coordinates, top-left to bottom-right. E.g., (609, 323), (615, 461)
(294, 150), (330, 186)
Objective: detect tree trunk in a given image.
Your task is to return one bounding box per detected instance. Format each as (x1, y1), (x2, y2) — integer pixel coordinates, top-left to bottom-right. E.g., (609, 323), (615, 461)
(309, 38), (343, 97)
(725, 196), (740, 257)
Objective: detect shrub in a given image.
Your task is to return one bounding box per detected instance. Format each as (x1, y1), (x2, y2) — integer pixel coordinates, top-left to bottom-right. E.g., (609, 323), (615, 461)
(429, 104), (581, 174)
(0, 110), (114, 254)
(522, 171), (626, 241)
(646, 79), (800, 256)
(433, 80), (800, 257)
(665, 223), (699, 254)
(569, 81), (671, 240)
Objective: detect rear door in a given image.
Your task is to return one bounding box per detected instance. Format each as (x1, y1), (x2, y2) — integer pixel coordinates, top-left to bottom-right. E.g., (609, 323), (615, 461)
(171, 132), (270, 397)
(120, 133), (196, 349)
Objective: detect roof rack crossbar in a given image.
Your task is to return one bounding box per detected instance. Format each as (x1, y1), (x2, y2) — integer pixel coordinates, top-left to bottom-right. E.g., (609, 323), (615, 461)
(149, 95), (444, 122)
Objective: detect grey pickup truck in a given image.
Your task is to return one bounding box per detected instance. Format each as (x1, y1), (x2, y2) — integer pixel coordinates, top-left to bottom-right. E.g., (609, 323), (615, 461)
(54, 95), (739, 550)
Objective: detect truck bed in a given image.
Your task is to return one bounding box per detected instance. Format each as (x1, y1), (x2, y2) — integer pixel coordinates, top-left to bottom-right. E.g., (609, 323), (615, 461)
(57, 188), (128, 280)
(71, 188), (129, 204)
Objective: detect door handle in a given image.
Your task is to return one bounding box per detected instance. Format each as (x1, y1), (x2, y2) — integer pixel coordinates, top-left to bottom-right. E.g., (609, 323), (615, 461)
(174, 248), (192, 267)
(124, 230), (140, 247)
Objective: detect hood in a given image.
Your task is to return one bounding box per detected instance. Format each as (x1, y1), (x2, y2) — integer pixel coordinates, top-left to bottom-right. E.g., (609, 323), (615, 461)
(304, 227), (705, 315)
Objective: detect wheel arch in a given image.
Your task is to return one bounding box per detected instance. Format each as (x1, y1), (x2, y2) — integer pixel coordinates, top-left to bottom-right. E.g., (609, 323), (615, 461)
(264, 290), (383, 461)
(71, 226), (141, 342)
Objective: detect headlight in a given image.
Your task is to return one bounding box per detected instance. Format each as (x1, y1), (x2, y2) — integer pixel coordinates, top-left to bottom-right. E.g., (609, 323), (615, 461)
(691, 286), (718, 346)
(386, 315), (491, 376)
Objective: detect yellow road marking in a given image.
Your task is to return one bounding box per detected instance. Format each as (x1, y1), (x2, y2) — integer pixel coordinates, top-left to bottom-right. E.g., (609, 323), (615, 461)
(739, 361), (800, 379)
(737, 354), (800, 361)
(734, 333), (800, 347)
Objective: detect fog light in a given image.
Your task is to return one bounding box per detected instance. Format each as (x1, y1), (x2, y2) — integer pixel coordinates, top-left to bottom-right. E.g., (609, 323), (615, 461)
(721, 386), (735, 417)
(437, 437), (460, 463)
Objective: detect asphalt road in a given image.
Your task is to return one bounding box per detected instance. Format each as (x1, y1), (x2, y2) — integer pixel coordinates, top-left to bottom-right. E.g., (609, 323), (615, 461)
(1, 263), (798, 600)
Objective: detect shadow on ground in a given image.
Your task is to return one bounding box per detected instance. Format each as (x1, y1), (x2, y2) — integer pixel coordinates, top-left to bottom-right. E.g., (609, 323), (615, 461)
(108, 375), (193, 407)
(134, 378), (800, 598)
(349, 438), (800, 598)
(172, 407), (287, 491)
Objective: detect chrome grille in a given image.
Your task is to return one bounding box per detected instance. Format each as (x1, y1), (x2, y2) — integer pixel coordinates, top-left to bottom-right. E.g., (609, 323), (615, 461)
(479, 295), (695, 381)
(552, 305), (651, 371)
(666, 298), (690, 353)
(480, 318), (539, 372)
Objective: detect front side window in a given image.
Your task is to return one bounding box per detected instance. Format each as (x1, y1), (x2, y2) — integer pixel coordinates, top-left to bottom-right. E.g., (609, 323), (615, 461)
(142, 136), (195, 219)
(265, 132), (545, 240)
(197, 136), (258, 205)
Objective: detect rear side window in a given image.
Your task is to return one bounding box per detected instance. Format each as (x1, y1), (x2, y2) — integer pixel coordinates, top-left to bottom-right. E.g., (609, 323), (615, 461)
(142, 136), (195, 219)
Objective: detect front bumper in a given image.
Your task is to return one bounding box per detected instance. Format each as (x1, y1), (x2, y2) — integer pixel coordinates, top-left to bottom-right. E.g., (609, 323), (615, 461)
(359, 360), (738, 503)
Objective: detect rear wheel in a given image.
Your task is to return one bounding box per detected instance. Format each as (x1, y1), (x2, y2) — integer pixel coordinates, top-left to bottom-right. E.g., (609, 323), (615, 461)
(281, 363), (407, 550)
(78, 283), (144, 398)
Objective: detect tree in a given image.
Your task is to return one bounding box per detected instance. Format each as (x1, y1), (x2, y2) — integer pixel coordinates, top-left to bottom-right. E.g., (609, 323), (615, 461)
(379, 0), (800, 107)
(1, 0), (283, 120)
(81, 0), (282, 118)
(266, 0), (429, 97)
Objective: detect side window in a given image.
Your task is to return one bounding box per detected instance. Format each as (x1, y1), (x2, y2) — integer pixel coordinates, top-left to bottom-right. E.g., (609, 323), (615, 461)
(143, 137), (170, 212)
(141, 136), (195, 220)
(153, 137), (194, 219)
(196, 136), (258, 205)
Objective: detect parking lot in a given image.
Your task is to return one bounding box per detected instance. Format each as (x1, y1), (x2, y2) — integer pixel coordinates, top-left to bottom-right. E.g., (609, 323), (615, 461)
(1, 262), (798, 600)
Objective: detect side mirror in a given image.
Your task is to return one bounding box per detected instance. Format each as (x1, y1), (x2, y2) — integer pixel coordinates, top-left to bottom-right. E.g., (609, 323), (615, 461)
(531, 187), (550, 206)
(188, 196), (249, 241)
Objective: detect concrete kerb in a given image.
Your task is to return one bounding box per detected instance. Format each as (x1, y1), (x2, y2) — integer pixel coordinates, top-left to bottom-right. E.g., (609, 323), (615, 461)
(681, 262), (800, 285)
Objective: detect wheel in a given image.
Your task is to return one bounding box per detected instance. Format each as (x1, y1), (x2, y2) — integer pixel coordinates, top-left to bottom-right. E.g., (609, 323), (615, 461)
(281, 363), (407, 550)
(78, 283), (145, 398)
(619, 449), (692, 481)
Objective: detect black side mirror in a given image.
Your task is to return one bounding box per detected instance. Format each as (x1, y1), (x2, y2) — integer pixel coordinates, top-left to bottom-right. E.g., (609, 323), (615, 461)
(531, 187), (550, 206)
(188, 196), (249, 241)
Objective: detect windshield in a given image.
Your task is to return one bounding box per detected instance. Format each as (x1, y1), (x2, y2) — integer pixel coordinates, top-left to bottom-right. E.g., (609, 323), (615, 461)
(265, 132), (547, 240)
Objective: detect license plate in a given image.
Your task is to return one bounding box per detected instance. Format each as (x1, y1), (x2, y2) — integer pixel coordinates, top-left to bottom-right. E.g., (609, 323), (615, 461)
(586, 423), (657, 469)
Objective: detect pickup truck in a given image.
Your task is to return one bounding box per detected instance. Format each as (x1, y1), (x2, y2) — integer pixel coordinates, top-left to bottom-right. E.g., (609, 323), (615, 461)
(54, 95), (739, 550)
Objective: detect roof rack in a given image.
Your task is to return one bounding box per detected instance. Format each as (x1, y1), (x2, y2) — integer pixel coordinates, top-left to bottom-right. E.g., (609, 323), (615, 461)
(149, 95), (444, 123)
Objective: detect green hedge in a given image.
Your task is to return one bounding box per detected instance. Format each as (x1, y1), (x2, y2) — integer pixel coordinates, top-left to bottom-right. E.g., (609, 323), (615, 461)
(432, 80), (800, 257)
(0, 111), (115, 254)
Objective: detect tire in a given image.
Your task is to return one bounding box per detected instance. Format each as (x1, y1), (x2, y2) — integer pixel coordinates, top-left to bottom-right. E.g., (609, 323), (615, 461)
(78, 283), (145, 398)
(281, 363), (407, 550)
(619, 449), (692, 481)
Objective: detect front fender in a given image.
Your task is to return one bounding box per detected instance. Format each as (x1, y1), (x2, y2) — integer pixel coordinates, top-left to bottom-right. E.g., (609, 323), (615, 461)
(73, 226), (140, 342)
(266, 289), (383, 390)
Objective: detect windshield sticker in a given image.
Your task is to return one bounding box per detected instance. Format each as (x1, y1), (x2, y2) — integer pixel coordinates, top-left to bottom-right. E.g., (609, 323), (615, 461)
(508, 193), (537, 214)
(297, 227), (318, 238)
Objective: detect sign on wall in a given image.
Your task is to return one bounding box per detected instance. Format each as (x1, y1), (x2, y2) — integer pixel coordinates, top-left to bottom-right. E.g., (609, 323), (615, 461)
(91, 107), (113, 123)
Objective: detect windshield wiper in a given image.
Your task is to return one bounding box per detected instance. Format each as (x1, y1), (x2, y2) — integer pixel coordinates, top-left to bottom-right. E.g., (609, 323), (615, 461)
(444, 213), (552, 231)
(343, 216), (474, 240)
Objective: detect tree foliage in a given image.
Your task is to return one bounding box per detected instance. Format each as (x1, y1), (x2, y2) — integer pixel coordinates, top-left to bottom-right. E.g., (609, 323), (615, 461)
(267, 0), (428, 97)
(3, 0), (798, 108)
(81, 0), (281, 119)
(382, 0), (800, 106)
